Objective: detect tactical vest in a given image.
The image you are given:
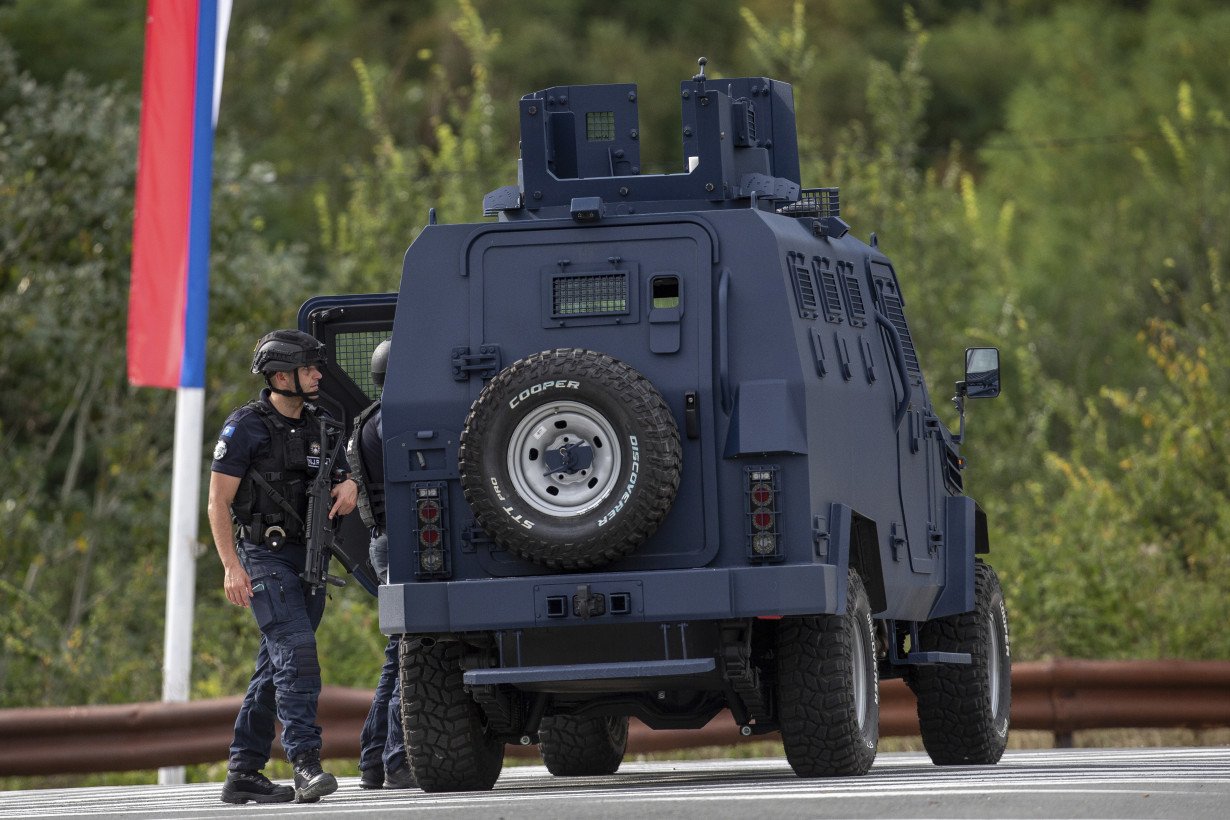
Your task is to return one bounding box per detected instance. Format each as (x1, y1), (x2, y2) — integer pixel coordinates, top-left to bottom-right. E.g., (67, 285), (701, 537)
(231, 400), (331, 544)
(348, 400), (386, 531)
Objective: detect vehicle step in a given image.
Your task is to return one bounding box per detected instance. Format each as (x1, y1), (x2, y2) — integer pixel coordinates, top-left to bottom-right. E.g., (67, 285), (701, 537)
(903, 651), (973, 665)
(463, 658), (716, 685)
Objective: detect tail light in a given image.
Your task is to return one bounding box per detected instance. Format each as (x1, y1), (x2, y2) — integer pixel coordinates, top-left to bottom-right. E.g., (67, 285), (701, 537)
(745, 466), (783, 562)
(413, 482), (450, 578)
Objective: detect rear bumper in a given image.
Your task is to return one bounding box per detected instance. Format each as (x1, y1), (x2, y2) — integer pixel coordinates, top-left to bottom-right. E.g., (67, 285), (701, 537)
(378, 562), (841, 634)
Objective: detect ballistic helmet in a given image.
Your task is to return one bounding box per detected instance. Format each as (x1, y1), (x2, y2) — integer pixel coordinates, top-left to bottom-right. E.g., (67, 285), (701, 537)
(371, 340), (391, 389)
(251, 329), (326, 375)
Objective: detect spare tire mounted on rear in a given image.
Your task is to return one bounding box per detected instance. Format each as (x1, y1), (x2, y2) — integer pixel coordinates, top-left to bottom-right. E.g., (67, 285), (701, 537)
(459, 348), (681, 570)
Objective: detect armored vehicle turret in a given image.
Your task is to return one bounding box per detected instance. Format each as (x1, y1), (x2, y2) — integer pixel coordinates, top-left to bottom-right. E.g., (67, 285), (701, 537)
(302, 62), (1009, 791)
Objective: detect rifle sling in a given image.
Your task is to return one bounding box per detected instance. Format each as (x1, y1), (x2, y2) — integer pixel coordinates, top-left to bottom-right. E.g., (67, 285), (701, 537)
(247, 471), (305, 530)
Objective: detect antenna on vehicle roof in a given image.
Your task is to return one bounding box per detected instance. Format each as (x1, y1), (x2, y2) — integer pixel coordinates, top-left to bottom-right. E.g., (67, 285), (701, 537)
(692, 57), (708, 88)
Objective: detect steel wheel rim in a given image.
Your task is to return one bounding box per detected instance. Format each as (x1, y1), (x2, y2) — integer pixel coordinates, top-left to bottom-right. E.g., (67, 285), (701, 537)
(852, 616), (869, 729)
(987, 612), (1002, 716)
(506, 400), (622, 517)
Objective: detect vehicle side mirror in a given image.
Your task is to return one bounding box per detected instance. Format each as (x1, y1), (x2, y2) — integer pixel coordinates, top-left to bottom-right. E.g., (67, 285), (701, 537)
(964, 347), (1001, 399)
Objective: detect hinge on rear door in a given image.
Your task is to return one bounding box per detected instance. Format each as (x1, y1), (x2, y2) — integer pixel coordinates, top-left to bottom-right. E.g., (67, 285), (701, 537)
(451, 345), (501, 381)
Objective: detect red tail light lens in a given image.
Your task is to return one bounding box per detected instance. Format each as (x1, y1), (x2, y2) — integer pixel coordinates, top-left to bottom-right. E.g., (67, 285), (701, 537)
(418, 499), (441, 524)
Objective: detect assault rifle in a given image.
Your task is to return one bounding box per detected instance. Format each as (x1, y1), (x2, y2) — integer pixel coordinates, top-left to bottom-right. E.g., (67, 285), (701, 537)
(302, 416), (348, 593)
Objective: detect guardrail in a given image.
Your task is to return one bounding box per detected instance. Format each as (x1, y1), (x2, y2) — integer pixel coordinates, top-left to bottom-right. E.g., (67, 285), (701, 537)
(1, 659), (1226, 776)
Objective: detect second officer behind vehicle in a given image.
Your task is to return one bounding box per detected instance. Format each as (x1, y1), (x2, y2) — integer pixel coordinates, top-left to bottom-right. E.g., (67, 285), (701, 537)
(353, 340), (415, 789)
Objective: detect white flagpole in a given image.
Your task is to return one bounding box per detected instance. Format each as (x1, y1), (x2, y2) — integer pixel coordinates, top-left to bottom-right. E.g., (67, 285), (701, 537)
(158, 0), (231, 786)
(159, 388), (205, 785)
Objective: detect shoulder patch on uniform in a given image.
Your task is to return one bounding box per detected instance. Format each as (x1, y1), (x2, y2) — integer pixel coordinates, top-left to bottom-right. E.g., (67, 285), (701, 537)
(222, 424), (236, 438)
(213, 440), (228, 460)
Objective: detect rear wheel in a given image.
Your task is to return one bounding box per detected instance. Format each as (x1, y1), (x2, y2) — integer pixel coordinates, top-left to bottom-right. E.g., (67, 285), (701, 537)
(538, 714), (629, 776)
(912, 560), (1011, 765)
(776, 568), (879, 777)
(399, 638), (504, 792)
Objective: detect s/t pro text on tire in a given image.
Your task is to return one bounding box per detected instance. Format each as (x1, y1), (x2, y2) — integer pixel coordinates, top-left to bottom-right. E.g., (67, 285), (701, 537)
(459, 348), (681, 570)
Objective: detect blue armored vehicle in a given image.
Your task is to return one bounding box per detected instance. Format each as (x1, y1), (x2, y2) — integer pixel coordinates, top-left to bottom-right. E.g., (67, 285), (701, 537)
(301, 62), (1008, 792)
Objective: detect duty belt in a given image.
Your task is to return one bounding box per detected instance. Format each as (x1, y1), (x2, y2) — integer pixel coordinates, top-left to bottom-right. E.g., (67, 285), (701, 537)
(238, 518), (290, 551)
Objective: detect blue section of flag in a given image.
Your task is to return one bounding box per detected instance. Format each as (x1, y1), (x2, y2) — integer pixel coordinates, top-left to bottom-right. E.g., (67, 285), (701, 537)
(179, 0), (218, 389)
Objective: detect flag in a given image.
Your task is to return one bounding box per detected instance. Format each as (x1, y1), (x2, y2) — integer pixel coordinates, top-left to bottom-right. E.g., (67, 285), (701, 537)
(128, 0), (230, 389)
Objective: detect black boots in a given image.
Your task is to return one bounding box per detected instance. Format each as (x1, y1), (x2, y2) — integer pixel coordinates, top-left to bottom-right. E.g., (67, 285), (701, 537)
(292, 750), (339, 803)
(383, 762), (418, 789)
(359, 761), (417, 790)
(220, 769), (295, 804)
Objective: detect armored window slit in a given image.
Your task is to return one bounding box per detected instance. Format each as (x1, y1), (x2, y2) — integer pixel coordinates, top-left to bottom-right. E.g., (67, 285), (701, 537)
(585, 111), (615, 142)
(551, 273), (629, 317)
(334, 331), (388, 399)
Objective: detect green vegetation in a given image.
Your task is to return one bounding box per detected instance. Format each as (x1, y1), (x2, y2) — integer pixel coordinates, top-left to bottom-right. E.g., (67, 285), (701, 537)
(1, 0), (1227, 779)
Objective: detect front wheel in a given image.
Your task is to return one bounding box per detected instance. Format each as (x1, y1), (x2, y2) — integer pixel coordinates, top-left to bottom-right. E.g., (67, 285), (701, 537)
(776, 568), (879, 777)
(912, 560), (1012, 765)
(538, 714), (629, 776)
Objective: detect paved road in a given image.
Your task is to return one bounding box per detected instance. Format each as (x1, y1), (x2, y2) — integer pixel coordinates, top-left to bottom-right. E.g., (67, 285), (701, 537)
(1, 747), (1227, 819)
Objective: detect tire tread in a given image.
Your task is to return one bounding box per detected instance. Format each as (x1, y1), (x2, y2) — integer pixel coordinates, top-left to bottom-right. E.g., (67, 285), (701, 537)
(538, 714), (629, 776)
(399, 639), (504, 792)
(776, 570), (878, 777)
(912, 560), (1011, 765)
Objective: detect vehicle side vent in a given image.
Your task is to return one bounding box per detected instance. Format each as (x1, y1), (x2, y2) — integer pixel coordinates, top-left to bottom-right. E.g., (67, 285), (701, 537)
(880, 292), (920, 375)
(786, 251), (818, 319)
(838, 263), (867, 328)
(943, 447), (964, 494)
(812, 256), (844, 324)
(551, 273), (629, 317)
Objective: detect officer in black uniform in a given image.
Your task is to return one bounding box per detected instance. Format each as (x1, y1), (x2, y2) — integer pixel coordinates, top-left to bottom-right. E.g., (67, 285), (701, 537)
(352, 340), (415, 789)
(208, 329), (358, 805)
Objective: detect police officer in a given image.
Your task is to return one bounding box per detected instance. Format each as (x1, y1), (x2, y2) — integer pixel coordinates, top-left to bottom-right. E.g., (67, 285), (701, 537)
(352, 340), (415, 789)
(209, 329), (358, 804)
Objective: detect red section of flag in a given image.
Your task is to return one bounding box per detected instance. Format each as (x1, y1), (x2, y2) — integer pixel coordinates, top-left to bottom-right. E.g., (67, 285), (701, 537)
(127, 1), (199, 388)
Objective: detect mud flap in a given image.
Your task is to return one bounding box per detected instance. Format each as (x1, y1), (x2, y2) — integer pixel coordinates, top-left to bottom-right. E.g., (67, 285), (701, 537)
(926, 496), (977, 619)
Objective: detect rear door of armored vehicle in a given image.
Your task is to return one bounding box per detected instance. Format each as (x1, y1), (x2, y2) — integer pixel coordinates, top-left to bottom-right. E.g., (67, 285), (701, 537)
(297, 292), (398, 595)
(458, 221), (721, 576)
